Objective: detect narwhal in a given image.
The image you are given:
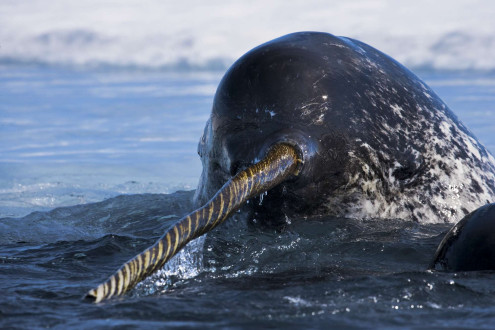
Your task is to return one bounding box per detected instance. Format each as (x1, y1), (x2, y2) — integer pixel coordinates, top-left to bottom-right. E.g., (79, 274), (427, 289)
(86, 32), (495, 302)
(430, 203), (495, 271)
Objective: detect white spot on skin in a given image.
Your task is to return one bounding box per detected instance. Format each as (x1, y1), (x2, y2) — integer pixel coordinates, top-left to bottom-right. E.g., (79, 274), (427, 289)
(264, 109), (276, 118)
(390, 104), (403, 117)
(316, 113), (325, 124)
(334, 101), (495, 223)
(423, 91), (433, 100)
(439, 121), (451, 137)
(299, 98), (327, 125)
(463, 135), (481, 160)
(259, 191), (267, 205)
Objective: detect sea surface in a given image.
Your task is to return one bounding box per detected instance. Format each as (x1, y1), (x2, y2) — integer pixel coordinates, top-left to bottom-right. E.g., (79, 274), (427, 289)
(1, 66), (495, 328)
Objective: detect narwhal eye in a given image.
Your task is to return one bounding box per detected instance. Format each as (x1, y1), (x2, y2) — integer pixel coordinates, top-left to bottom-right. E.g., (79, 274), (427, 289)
(197, 136), (206, 157)
(198, 118), (212, 158)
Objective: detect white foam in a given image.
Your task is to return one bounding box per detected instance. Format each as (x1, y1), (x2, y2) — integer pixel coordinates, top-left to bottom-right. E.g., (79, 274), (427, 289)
(1, 0), (494, 71)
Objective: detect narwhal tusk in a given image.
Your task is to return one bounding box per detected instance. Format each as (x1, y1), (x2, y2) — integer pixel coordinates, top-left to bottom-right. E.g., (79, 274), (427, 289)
(85, 143), (301, 303)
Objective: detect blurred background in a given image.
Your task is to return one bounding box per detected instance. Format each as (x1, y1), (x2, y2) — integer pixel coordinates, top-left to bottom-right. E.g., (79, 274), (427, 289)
(1, 0), (494, 217)
(1, 0), (495, 71)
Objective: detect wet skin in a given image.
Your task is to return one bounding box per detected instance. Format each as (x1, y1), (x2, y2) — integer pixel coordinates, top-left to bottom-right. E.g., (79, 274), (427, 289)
(195, 32), (495, 223)
(87, 32), (495, 301)
(431, 203), (495, 271)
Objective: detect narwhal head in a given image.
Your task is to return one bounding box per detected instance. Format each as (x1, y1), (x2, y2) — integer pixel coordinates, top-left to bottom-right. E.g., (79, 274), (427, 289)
(194, 32), (355, 223)
(87, 31), (494, 303)
(194, 31), (494, 224)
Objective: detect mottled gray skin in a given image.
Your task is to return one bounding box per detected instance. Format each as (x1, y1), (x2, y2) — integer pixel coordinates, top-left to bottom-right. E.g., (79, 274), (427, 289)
(194, 32), (495, 224)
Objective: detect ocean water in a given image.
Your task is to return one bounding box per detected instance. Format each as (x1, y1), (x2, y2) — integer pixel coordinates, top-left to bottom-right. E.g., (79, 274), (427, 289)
(1, 65), (495, 328)
(1, 1), (495, 327)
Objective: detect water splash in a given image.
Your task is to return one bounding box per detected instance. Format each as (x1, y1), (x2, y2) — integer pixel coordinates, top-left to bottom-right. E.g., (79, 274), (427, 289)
(134, 235), (206, 296)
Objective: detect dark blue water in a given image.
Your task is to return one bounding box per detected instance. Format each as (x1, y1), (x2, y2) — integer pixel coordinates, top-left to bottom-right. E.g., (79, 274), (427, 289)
(1, 66), (495, 328)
